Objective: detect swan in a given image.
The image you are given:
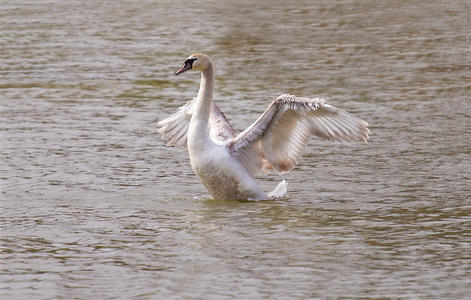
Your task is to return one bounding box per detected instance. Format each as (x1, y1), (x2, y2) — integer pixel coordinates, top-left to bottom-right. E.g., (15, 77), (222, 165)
(158, 53), (369, 200)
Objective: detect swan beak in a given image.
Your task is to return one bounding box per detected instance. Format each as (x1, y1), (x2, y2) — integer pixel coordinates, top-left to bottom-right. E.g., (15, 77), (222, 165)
(175, 63), (192, 75)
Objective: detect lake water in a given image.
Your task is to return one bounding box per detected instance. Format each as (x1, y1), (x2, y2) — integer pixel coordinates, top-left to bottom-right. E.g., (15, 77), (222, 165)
(1, 0), (470, 298)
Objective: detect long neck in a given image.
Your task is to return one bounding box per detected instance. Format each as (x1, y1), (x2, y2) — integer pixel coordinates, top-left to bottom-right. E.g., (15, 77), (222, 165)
(189, 63), (215, 143)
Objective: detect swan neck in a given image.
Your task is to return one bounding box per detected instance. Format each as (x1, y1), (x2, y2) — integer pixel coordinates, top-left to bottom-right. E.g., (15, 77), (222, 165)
(197, 67), (214, 104)
(189, 63), (215, 144)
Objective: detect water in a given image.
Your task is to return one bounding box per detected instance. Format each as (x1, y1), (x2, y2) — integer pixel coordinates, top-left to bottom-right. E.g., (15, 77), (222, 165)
(1, 0), (470, 298)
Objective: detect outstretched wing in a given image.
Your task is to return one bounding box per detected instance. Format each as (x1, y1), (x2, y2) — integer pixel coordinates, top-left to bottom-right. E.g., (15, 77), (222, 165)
(228, 94), (370, 174)
(158, 100), (194, 147)
(158, 99), (237, 147)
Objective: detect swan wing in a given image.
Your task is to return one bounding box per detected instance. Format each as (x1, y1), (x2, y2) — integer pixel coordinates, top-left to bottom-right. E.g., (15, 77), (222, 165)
(158, 100), (194, 147)
(158, 99), (237, 147)
(229, 94), (369, 173)
(209, 102), (238, 144)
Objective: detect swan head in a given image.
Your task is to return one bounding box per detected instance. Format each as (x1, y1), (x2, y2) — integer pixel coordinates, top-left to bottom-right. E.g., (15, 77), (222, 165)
(175, 53), (212, 75)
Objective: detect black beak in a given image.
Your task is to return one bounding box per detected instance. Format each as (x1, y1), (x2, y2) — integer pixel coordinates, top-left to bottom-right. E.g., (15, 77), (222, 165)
(175, 58), (197, 75)
(175, 63), (191, 75)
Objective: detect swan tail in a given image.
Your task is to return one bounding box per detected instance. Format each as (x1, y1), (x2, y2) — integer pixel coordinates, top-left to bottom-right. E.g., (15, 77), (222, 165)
(268, 179), (287, 199)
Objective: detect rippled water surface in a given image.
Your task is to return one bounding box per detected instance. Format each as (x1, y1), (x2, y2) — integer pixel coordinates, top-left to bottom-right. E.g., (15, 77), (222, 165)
(1, 0), (470, 298)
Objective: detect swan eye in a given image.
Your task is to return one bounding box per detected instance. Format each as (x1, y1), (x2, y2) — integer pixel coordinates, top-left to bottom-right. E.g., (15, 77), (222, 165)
(185, 58), (197, 68)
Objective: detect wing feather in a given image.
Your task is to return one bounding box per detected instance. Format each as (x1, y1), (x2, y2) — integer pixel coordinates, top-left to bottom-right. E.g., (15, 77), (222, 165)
(158, 100), (194, 147)
(158, 99), (236, 147)
(230, 94), (369, 173)
(159, 94), (369, 176)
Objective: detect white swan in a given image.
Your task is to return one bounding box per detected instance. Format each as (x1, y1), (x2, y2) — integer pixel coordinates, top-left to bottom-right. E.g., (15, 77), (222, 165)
(159, 53), (369, 200)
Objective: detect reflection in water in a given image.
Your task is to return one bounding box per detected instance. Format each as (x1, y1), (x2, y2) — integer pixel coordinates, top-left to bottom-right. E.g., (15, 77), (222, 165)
(1, 0), (470, 298)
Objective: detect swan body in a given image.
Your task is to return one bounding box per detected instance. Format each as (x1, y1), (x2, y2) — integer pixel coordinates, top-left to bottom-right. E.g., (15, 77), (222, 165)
(159, 53), (369, 200)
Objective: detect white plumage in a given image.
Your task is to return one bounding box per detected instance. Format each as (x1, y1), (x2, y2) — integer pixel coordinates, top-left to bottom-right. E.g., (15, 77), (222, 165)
(159, 53), (369, 200)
